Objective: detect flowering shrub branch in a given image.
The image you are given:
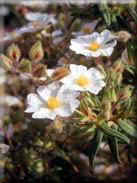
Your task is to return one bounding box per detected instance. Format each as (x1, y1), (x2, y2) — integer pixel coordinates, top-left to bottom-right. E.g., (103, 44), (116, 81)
(0, 2), (137, 181)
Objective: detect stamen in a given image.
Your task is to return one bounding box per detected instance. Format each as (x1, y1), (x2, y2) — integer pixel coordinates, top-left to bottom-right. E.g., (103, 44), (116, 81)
(88, 42), (100, 51)
(48, 97), (60, 110)
(76, 75), (89, 87)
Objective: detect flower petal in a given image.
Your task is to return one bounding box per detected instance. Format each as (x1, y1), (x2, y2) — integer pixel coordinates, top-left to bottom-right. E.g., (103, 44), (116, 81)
(99, 47), (114, 57)
(37, 82), (60, 101)
(57, 99), (80, 117)
(70, 64), (87, 77)
(58, 85), (80, 100)
(32, 108), (57, 120)
(26, 93), (43, 106)
(87, 68), (105, 80)
(88, 80), (105, 94)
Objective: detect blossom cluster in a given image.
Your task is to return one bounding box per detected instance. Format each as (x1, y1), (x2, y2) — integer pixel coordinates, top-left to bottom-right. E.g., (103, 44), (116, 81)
(25, 64), (105, 120)
(25, 29), (117, 120)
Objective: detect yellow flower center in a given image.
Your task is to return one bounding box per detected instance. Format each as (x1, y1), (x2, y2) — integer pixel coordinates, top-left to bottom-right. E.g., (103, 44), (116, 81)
(76, 75), (89, 87)
(48, 97), (60, 110)
(88, 42), (100, 51)
(12, 32), (17, 38)
(83, 27), (92, 34)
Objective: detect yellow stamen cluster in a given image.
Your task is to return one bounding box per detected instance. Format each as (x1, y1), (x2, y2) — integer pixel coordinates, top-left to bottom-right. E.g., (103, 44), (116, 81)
(76, 75), (89, 87)
(88, 42), (100, 51)
(48, 97), (60, 110)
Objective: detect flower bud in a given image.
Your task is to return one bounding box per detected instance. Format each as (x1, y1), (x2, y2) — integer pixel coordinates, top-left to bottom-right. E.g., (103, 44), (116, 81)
(19, 58), (32, 73)
(51, 67), (70, 81)
(108, 68), (117, 81)
(118, 86), (132, 100)
(0, 54), (12, 70)
(109, 88), (117, 102)
(112, 60), (124, 73)
(7, 43), (21, 61)
(33, 64), (46, 77)
(116, 31), (132, 43)
(102, 91), (110, 105)
(29, 41), (44, 62)
(103, 102), (111, 121)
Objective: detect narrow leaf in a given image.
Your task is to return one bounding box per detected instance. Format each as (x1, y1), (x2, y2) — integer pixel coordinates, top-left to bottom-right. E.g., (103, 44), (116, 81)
(97, 121), (130, 144)
(117, 119), (137, 138)
(89, 129), (104, 167)
(108, 126), (121, 164)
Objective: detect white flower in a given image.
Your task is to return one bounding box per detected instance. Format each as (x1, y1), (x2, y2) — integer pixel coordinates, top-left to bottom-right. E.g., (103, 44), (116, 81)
(72, 19), (100, 37)
(25, 12), (57, 25)
(25, 82), (80, 120)
(0, 14), (55, 42)
(70, 30), (117, 57)
(61, 64), (105, 94)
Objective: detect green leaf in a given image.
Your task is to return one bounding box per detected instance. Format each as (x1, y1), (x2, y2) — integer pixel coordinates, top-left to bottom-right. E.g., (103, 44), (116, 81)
(19, 59), (32, 73)
(111, 14), (118, 30)
(108, 125), (121, 163)
(99, 2), (111, 26)
(117, 119), (137, 138)
(108, 136), (121, 163)
(89, 129), (104, 167)
(97, 121), (130, 144)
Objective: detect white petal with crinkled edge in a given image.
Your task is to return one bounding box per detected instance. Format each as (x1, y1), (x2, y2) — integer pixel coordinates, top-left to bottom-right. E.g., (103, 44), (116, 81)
(32, 108), (57, 120)
(87, 68), (104, 80)
(57, 99), (80, 117)
(58, 85), (80, 100)
(37, 82), (60, 101)
(25, 93), (44, 113)
(26, 93), (43, 106)
(70, 64), (87, 77)
(87, 80), (106, 95)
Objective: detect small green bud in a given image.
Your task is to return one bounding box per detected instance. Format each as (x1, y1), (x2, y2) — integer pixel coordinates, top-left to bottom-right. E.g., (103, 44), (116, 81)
(29, 41), (44, 62)
(103, 102), (111, 121)
(0, 54), (12, 70)
(7, 43), (21, 61)
(108, 68), (116, 81)
(112, 60), (124, 73)
(19, 58), (32, 73)
(118, 86), (132, 100)
(109, 88), (117, 102)
(102, 91), (110, 104)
